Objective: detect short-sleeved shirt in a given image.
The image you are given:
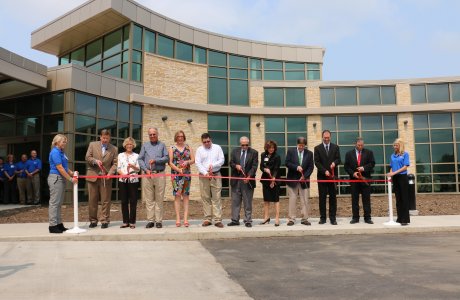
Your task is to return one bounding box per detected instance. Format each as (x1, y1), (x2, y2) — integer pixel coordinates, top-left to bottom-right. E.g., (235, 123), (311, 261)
(4, 163), (16, 177)
(0, 164), (5, 179)
(390, 151), (410, 175)
(49, 147), (69, 175)
(16, 161), (28, 178)
(26, 158), (42, 174)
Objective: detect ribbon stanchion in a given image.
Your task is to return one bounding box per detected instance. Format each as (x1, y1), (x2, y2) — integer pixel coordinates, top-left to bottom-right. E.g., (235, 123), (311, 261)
(65, 171), (87, 234)
(383, 176), (400, 227)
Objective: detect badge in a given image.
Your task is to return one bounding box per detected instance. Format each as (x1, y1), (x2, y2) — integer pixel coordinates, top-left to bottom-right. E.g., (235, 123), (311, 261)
(264, 157), (269, 162)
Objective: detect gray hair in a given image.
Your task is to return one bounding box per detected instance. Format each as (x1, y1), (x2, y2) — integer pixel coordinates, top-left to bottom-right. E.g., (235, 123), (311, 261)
(240, 136), (250, 143)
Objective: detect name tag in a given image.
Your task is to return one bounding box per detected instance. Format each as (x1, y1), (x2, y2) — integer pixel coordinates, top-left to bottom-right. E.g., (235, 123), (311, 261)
(264, 157), (269, 162)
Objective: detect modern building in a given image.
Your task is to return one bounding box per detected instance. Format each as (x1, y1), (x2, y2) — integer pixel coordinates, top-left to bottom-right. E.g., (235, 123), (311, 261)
(2, 0), (460, 203)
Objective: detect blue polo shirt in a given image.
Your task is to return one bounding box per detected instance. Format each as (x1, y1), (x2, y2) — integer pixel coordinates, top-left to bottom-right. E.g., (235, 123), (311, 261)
(390, 152), (410, 175)
(49, 147), (69, 175)
(0, 164), (5, 179)
(16, 161), (28, 178)
(26, 158), (42, 174)
(4, 163), (16, 177)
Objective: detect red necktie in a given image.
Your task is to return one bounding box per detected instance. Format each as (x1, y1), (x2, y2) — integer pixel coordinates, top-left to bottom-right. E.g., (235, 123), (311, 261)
(357, 151), (362, 166)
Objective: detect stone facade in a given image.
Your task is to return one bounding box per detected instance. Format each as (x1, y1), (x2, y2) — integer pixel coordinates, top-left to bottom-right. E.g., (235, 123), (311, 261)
(396, 83), (416, 174)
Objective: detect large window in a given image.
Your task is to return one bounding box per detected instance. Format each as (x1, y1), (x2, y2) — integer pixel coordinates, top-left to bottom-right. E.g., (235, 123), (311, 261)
(264, 88), (306, 107)
(322, 114), (398, 195)
(321, 86), (396, 106)
(414, 113), (457, 193)
(208, 114), (251, 197)
(411, 83), (460, 104)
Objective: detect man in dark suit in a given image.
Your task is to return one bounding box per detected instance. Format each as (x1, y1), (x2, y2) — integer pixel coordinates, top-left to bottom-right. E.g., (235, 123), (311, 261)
(85, 129), (118, 229)
(285, 137), (314, 226)
(314, 130), (341, 225)
(228, 136), (258, 228)
(344, 137), (375, 224)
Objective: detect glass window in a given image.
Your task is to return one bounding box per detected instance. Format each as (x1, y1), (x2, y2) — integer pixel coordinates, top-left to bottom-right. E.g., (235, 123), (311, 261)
(118, 102), (130, 122)
(264, 70), (283, 80)
(103, 29), (122, 57)
(229, 69), (247, 79)
(131, 63), (142, 82)
(98, 98), (117, 120)
(75, 115), (96, 134)
(132, 124), (141, 140)
(60, 54), (70, 65)
(431, 144), (454, 163)
(176, 41), (193, 62)
(123, 25), (130, 50)
(335, 88), (357, 106)
(320, 88), (335, 106)
(430, 113), (451, 128)
(362, 131), (383, 144)
(132, 50), (142, 64)
(322, 116), (336, 131)
(209, 51), (226, 67)
(285, 71), (305, 80)
(75, 135), (93, 161)
(75, 93), (96, 115)
(86, 39), (102, 65)
(131, 105), (142, 124)
(361, 115), (382, 130)
(103, 66), (121, 78)
(285, 88), (305, 106)
(0, 120), (15, 137)
(265, 117), (285, 132)
(194, 47), (207, 64)
(307, 70), (321, 80)
(158, 35), (174, 58)
(383, 115), (398, 130)
(359, 87), (380, 105)
(102, 54), (121, 70)
(229, 80), (248, 106)
(265, 133), (285, 146)
(381, 86), (396, 104)
(17, 96), (42, 116)
(250, 58), (261, 69)
(415, 144), (431, 163)
(88, 62), (101, 72)
(211, 131), (228, 146)
(250, 70), (262, 80)
(209, 67), (227, 78)
(132, 25), (143, 50)
(44, 93), (64, 113)
(411, 85), (426, 104)
(413, 114), (429, 128)
(229, 55), (247, 68)
(208, 115), (227, 131)
(264, 60), (282, 69)
(414, 130), (429, 143)
(338, 131), (359, 145)
(430, 129), (453, 143)
(285, 62), (304, 70)
(118, 122), (129, 139)
(70, 47), (85, 66)
(337, 116), (359, 131)
(230, 116), (249, 131)
(98, 119), (117, 136)
(122, 64), (129, 80)
(287, 117), (306, 132)
(144, 30), (156, 53)
(307, 63), (320, 70)
(209, 78), (227, 105)
(264, 88), (283, 107)
(43, 114), (64, 133)
(230, 132), (249, 146)
(427, 84), (449, 103)
(452, 83), (460, 101)
(16, 117), (41, 136)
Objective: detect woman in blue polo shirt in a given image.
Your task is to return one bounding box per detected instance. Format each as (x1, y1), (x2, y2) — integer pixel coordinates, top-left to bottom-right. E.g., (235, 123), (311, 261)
(387, 138), (410, 226)
(3, 154), (17, 204)
(48, 134), (78, 233)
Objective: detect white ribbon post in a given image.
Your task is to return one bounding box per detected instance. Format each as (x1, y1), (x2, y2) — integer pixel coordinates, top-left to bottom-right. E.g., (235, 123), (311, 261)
(65, 171), (87, 234)
(383, 176), (400, 226)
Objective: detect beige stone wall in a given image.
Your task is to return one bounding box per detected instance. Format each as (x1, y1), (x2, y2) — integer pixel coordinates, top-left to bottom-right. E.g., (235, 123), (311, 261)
(144, 53), (207, 104)
(396, 83), (416, 174)
(307, 87), (320, 108)
(250, 86), (264, 107)
(250, 115), (265, 198)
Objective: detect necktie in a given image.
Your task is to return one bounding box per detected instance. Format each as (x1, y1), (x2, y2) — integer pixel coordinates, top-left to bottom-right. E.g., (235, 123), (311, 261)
(357, 151), (362, 166)
(102, 145), (106, 156)
(325, 144), (329, 154)
(298, 151), (303, 164)
(240, 150), (246, 168)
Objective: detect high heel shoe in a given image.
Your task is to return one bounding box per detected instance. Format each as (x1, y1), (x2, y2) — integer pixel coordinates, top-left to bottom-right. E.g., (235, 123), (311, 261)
(259, 218), (270, 225)
(274, 223), (280, 227)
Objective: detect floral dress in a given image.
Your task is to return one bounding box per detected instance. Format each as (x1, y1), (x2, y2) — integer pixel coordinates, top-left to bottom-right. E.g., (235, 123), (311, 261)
(171, 145), (192, 196)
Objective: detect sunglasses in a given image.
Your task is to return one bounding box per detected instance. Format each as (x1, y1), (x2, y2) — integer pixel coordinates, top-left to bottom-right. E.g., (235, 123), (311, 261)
(241, 144), (249, 147)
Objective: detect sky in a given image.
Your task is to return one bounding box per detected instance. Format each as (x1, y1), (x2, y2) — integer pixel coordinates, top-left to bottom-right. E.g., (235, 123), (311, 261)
(1, 0), (460, 81)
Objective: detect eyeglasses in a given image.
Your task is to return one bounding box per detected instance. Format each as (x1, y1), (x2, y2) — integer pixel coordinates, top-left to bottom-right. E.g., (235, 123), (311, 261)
(202, 140), (211, 144)
(241, 144), (249, 147)
(149, 134), (157, 137)
(176, 135), (184, 138)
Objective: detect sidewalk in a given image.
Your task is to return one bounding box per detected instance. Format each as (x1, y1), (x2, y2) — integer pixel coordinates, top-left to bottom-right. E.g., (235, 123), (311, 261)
(1, 215), (459, 241)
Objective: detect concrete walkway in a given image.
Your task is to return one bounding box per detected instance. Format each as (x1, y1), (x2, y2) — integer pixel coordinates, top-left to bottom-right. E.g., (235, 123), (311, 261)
(0, 215), (459, 241)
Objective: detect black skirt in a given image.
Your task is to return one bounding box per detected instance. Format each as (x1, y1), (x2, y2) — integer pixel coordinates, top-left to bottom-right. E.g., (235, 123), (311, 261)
(262, 183), (280, 202)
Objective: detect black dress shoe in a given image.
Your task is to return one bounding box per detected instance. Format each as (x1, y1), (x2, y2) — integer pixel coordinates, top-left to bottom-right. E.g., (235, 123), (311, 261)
(156, 222), (163, 228)
(287, 220), (295, 226)
(259, 218), (271, 225)
(364, 219), (374, 224)
(57, 223), (69, 231)
(227, 221), (240, 226)
(400, 223), (408, 226)
(301, 219), (311, 226)
(330, 220), (338, 225)
(245, 223), (252, 228)
(49, 225), (63, 234)
(319, 219), (326, 224)
(350, 219), (359, 224)
(101, 223), (109, 229)
(274, 223), (280, 227)
(89, 222), (98, 228)
(145, 222), (155, 228)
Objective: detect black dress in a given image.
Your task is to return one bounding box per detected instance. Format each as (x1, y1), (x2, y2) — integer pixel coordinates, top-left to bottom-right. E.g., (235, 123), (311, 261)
(260, 152), (281, 202)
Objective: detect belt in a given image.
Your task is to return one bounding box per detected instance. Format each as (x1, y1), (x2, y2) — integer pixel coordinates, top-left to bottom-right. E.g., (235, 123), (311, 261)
(151, 170), (164, 174)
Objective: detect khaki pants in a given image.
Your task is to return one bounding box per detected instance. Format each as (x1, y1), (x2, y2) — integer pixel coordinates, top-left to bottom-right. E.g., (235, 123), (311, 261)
(199, 176), (222, 222)
(17, 177), (32, 204)
(142, 173), (166, 222)
(287, 184), (309, 221)
(30, 173), (41, 203)
(88, 178), (113, 223)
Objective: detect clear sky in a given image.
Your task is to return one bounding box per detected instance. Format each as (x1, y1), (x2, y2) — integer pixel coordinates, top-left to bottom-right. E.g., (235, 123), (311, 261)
(2, 0), (460, 81)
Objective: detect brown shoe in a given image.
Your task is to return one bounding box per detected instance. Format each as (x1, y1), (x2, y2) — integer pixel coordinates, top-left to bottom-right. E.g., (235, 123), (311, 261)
(202, 220), (212, 227)
(214, 222), (224, 228)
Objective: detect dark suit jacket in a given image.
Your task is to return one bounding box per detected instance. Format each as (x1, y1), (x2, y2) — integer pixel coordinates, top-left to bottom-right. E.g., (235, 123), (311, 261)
(85, 141), (118, 183)
(314, 143), (341, 180)
(260, 152), (281, 186)
(230, 147), (258, 189)
(344, 148), (375, 179)
(285, 147), (314, 189)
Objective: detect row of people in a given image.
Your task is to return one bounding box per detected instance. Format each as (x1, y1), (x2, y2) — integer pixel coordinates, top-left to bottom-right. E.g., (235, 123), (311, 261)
(47, 128), (411, 233)
(0, 151), (42, 205)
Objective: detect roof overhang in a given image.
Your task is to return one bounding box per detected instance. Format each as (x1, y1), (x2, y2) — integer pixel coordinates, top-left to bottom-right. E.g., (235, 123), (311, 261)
(0, 47), (47, 100)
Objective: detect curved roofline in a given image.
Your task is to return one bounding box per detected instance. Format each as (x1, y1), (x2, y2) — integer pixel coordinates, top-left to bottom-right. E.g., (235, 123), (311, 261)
(31, 0), (325, 63)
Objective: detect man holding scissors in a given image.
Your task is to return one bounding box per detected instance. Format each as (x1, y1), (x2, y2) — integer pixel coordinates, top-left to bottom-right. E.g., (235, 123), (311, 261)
(85, 129), (118, 228)
(344, 137), (375, 224)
